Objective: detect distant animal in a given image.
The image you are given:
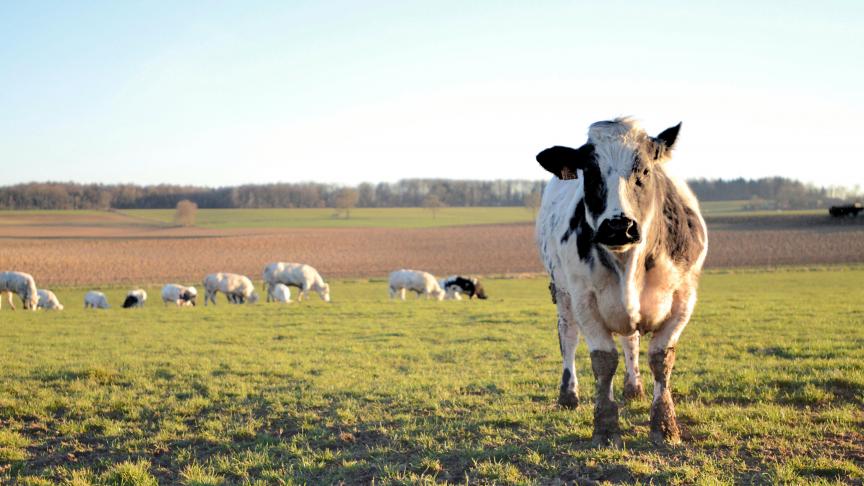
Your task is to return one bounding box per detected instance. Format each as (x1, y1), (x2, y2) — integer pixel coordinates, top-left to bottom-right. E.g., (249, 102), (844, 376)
(203, 273), (258, 305)
(439, 275), (488, 300)
(161, 284), (198, 306)
(388, 270), (445, 301)
(123, 289), (148, 308)
(536, 118), (707, 447)
(36, 289), (64, 310)
(84, 291), (110, 309)
(0, 271), (39, 311)
(263, 262), (331, 302)
(270, 283), (292, 303)
(829, 203), (863, 217)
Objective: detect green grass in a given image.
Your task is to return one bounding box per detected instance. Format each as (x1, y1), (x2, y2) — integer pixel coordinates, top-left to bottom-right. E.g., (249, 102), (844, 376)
(1, 269), (863, 484)
(123, 207), (537, 229)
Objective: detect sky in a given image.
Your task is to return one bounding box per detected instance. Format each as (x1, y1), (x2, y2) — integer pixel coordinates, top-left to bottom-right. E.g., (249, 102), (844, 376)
(1, 1), (862, 188)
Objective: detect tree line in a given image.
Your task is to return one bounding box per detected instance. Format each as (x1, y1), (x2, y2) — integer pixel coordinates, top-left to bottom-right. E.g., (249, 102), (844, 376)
(0, 177), (858, 210)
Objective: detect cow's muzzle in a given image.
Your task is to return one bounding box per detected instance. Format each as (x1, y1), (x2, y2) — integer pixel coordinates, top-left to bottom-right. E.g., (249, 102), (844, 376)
(595, 217), (640, 247)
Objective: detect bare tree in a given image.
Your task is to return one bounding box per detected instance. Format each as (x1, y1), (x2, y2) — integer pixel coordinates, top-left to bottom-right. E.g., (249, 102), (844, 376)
(174, 199), (198, 227)
(523, 190), (542, 217)
(423, 194), (445, 219)
(334, 188), (360, 219)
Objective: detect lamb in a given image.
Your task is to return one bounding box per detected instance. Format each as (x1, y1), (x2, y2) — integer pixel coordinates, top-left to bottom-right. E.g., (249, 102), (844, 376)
(84, 291), (110, 309)
(0, 271), (39, 311)
(203, 273), (258, 305)
(270, 283), (292, 303)
(263, 262), (331, 302)
(161, 284), (198, 306)
(388, 269), (445, 301)
(123, 289), (148, 308)
(37, 289), (64, 310)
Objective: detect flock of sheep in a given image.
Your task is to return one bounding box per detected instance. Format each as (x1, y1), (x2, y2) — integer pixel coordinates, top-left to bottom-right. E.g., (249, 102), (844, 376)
(0, 265), (487, 312)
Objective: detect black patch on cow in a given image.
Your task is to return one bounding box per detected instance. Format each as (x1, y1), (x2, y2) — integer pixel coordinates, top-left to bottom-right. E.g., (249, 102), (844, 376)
(595, 246), (618, 272)
(560, 200), (598, 266)
(581, 162), (607, 217)
(122, 295), (138, 308)
(659, 177), (705, 266)
(549, 282), (557, 304)
(560, 368), (572, 395)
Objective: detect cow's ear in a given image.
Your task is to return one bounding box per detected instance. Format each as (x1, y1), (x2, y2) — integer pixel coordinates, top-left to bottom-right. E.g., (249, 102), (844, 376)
(655, 122), (681, 150)
(536, 144), (593, 180)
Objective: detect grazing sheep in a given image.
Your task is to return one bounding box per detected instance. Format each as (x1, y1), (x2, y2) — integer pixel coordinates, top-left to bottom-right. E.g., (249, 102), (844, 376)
(37, 289), (64, 310)
(263, 262), (331, 302)
(203, 273), (258, 305)
(270, 283), (292, 303)
(0, 271), (39, 311)
(440, 275), (488, 300)
(84, 291), (110, 309)
(161, 284), (198, 306)
(123, 289), (148, 308)
(388, 270), (445, 301)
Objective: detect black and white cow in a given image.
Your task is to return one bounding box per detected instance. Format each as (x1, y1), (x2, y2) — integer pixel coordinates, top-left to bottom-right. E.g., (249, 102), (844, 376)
(440, 276), (488, 300)
(536, 118), (707, 447)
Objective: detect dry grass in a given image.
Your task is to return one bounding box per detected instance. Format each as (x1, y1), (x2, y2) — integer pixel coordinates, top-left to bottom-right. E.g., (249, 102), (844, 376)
(1, 210), (863, 286)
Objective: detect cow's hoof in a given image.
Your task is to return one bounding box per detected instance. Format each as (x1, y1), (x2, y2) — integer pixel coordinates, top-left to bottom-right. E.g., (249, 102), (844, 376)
(557, 391), (579, 409)
(623, 381), (645, 400)
(591, 431), (623, 449)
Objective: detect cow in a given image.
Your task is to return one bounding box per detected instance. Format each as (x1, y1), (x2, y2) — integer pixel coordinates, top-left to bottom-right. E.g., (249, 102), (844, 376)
(535, 118), (707, 447)
(439, 275), (488, 300)
(203, 273), (258, 305)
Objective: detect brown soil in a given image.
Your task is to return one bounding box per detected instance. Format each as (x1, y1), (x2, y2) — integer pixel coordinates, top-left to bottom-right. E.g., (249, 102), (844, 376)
(1, 214), (862, 286)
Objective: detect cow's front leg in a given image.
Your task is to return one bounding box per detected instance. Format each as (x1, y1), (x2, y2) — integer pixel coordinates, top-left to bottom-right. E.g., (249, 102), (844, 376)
(647, 287), (696, 445)
(553, 283), (579, 408)
(620, 333), (645, 400)
(583, 329), (621, 447)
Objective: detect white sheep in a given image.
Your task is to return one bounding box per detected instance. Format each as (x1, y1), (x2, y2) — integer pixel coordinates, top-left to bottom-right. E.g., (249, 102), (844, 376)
(84, 291), (110, 309)
(388, 269), (445, 301)
(270, 283), (292, 304)
(123, 289), (148, 308)
(37, 289), (64, 310)
(161, 284), (198, 306)
(0, 271), (39, 311)
(263, 262), (331, 303)
(203, 273), (258, 305)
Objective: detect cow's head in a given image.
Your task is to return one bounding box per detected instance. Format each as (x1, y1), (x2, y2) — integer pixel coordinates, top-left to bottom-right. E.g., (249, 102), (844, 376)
(537, 118), (680, 250)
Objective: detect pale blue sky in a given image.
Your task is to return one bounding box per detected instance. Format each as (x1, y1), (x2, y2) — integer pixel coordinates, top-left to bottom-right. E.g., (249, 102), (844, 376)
(1, 1), (862, 187)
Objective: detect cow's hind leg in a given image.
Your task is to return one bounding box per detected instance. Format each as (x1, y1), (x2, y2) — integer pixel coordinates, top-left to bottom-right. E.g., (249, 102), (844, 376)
(553, 283), (579, 408)
(647, 287), (696, 445)
(620, 333), (645, 400)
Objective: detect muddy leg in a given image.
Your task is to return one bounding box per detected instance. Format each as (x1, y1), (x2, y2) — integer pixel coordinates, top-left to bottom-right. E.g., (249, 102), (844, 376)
(590, 349), (621, 448)
(649, 347), (680, 445)
(620, 333), (645, 400)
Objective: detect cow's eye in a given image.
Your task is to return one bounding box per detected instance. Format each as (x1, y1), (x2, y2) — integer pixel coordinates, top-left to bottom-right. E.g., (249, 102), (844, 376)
(643, 168), (650, 176)
(635, 178), (643, 188)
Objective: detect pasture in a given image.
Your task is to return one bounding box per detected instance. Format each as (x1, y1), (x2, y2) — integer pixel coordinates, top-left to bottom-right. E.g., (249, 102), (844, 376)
(1, 269), (862, 484)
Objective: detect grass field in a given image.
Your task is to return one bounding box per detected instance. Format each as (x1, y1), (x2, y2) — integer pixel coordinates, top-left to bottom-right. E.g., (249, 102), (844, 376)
(1, 269), (862, 484)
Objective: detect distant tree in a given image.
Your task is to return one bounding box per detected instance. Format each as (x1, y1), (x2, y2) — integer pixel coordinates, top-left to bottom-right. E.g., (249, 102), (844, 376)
(523, 190), (542, 217)
(174, 199), (198, 226)
(423, 194), (446, 219)
(334, 188), (360, 219)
